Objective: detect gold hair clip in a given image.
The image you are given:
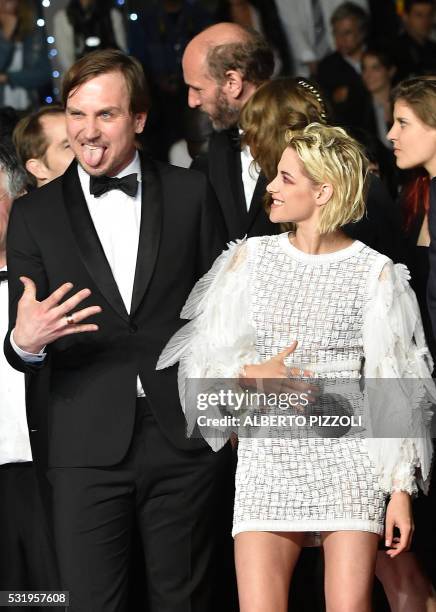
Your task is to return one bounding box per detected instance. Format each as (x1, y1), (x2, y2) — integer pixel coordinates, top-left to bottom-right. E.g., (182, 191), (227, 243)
(297, 79), (328, 122)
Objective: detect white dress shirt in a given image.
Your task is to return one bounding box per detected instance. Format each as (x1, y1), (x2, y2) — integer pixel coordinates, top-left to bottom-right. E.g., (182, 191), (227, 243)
(12, 151), (146, 397)
(240, 137), (260, 212)
(0, 266), (32, 464)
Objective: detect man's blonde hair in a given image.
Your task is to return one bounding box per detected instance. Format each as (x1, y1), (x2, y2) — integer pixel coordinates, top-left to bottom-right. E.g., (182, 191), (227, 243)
(285, 123), (369, 234)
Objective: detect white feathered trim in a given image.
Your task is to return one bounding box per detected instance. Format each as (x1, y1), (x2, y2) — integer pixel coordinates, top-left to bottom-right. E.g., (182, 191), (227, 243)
(157, 240), (260, 451)
(363, 260), (435, 494)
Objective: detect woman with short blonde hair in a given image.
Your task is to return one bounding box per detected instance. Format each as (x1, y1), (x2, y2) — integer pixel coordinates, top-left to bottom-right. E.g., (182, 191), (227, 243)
(159, 122), (433, 611)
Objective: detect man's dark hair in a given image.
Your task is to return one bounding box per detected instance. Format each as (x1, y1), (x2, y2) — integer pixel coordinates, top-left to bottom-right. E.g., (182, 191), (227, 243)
(206, 28), (274, 86)
(62, 49), (150, 114)
(404, 0), (434, 13)
(13, 105), (64, 165)
(0, 142), (28, 199)
(331, 1), (369, 34)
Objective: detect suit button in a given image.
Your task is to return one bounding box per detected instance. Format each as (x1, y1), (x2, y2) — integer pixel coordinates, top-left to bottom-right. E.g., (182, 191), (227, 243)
(129, 323), (138, 333)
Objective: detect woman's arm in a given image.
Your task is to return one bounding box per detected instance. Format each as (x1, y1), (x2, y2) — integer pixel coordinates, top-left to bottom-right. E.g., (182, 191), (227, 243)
(363, 258), (434, 495)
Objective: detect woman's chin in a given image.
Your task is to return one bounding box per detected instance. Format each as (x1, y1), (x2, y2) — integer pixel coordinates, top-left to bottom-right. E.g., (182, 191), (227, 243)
(269, 208), (284, 224)
(269, 209), (292, 224)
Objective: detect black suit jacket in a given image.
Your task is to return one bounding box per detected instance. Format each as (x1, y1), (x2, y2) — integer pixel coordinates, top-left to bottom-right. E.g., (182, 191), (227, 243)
(4, 156), (225, 468)
(427, 179), (436, 340)
(192, 130), (280, 242)
(344, 173), (403, 263)
(317, 51), (373, 132)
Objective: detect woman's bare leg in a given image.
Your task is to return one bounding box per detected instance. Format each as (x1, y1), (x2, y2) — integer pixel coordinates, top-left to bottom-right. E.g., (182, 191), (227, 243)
(376, 551), (436, 612)
(235, 531), (305, 612)
(322, 531), (379, 612)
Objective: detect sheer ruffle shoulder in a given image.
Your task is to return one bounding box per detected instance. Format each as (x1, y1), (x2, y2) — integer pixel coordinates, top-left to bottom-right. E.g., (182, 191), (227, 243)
(363, 258), (435, 494)
(157, 239), (261, 450)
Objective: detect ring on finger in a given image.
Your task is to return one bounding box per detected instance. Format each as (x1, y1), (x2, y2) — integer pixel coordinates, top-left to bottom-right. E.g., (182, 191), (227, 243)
(65, 314), (75, 325)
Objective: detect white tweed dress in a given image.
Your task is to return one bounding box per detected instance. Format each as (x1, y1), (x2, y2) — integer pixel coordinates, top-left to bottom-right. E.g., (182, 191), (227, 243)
(157, 233), (434, 541)
(233, 234), (386, 538)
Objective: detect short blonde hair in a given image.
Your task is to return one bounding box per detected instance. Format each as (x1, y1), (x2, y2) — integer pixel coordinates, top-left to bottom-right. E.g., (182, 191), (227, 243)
(286, 123), (369, 234)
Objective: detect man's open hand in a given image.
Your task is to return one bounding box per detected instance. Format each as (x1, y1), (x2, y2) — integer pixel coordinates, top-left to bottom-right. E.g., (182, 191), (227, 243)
(13, 277), (102, 354)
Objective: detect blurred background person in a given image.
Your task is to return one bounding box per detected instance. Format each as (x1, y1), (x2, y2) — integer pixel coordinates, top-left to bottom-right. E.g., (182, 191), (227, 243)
(0, 142), (59, 602)
(361, 46), (397, 150)
(274, 0), (369, 78)
(317, 1), (372, 131)
(53, 0), (126, 74)
(214, 0), (292, 76)
(129, 0), (213, 161)
(13, 105), (74, 189)
(0, 0), (51, 111)
(391, 0), (436, 81)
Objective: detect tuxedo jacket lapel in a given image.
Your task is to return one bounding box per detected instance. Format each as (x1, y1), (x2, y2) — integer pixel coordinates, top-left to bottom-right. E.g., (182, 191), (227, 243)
(130, 156), (162, 316)
(209, 133), (245, 238)
(246, 172), (268, 232)
(63, 161), (129, 322)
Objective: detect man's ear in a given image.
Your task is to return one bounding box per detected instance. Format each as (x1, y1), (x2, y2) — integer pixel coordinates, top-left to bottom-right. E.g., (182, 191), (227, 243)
(134, 112), (147, 134)
(222, 70), (244, 99)
(25, 158), (48, 183)
(315, 183), (333, 206)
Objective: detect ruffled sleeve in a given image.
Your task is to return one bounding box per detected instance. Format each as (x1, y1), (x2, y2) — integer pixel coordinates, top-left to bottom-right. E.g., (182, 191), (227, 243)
(363, 259), (435, 494)
(157, 239), (260, 450)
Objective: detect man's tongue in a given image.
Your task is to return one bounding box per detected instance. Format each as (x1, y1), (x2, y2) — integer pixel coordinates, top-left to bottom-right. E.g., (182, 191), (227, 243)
(83, 145), (105, 167)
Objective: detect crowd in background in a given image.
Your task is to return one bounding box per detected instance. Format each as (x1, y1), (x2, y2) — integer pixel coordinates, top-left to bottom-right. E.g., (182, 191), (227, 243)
(1, 0), (436, 165)
(1, 1), (436, 611)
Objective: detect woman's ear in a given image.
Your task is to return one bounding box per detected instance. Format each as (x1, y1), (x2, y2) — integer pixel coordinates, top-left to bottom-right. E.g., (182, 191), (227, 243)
(315, 183), (333, 206)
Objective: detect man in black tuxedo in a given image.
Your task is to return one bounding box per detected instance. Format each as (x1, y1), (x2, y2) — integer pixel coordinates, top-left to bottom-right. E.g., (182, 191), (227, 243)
(183, 23), (279, 241)
(4, 49), (230, 612)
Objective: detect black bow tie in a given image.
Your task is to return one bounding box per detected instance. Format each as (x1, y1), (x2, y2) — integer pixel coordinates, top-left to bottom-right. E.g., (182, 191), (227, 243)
(89, 173), (138, 198)
(228, 127), (241, 152)
(0, 270), (8, 283)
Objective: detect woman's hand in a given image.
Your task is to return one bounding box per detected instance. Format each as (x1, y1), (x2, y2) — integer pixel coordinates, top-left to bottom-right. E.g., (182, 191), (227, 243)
(384, 491), (414, 558)
(243, 341), (309, 379)
(240, 341), (315, 397)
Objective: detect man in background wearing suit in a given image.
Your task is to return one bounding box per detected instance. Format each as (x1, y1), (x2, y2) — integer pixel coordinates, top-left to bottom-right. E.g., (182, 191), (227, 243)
(183, 22), (279, 242)
(0, 142), (59, 605)
(5, 49), (230, 612)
